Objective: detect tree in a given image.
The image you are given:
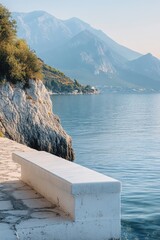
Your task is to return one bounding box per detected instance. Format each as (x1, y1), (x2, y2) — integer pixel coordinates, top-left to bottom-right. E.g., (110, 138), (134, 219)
(15, 39), (42, 81)
(0, 4), (16, 42)
(0, 4), (42, 84)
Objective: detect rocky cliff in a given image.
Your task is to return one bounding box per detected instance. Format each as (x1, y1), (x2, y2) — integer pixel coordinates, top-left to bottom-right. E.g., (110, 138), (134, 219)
(0, 79), (74, 161)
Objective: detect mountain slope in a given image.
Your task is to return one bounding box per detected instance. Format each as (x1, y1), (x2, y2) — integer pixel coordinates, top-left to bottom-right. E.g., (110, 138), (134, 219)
(42, 63), (98, 94)
(12, 11), (72, 54)
(128, 53), (160, 81)
(45, 30), (128, 85)
(13, 11), (141, 61)
(64, 17), (141, 60)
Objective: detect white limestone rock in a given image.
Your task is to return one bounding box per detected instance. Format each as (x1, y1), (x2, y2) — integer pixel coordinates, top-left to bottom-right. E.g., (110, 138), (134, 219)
(0, 80), (74, 160)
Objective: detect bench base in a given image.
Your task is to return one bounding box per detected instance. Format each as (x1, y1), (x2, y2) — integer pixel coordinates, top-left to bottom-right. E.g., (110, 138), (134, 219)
(16, 217), (120, 240)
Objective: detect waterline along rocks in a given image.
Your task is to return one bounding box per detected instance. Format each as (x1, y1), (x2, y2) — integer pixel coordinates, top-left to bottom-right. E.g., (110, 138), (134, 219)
(0, 79), (74, 161)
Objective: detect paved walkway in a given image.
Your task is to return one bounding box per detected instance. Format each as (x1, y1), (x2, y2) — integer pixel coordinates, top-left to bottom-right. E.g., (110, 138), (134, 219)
(0, 138), (67, 240)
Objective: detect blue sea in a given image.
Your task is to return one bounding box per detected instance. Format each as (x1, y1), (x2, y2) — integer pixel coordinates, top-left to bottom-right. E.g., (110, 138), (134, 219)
(51, 93), (160, 240)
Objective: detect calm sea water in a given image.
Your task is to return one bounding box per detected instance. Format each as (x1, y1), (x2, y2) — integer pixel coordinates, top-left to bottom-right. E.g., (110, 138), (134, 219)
(51, 93), (160, 240)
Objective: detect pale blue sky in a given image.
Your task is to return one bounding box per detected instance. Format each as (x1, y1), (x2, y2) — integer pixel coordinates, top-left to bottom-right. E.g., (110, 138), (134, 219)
(1, 0), (160, 58)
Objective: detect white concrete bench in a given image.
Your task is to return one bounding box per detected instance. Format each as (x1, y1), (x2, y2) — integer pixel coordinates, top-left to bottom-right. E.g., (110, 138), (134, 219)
(12, 151), (121, 240)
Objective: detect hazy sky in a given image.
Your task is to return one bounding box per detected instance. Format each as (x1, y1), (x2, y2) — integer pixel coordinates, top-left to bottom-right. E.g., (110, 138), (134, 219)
(1, 0), (160, 58)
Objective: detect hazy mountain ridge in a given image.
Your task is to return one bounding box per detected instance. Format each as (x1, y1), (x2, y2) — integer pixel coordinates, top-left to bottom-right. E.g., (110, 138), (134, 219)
(128, 53), (160, 81)
(13, 11), (140, 60)
(45, 29), (129, 85)
(13, 11), (160, 91)
(12, 11), (72, 53)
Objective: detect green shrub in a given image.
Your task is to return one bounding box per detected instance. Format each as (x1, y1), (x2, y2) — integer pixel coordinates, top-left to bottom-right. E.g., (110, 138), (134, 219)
(0, 4), (42, 84)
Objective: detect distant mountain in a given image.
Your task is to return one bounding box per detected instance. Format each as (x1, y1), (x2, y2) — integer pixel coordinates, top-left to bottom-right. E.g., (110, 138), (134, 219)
(115, 53), (160, 91)
(45, 29), (128, 84)
(12, 11), (72, 54)
(12, 11), (160, 91)
(64, 17), (141, 61)
(128, 53), (160, 81)
(13, 11), (141, 61)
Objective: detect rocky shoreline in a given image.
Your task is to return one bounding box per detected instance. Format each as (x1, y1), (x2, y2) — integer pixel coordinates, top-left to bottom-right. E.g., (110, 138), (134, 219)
(0, 80), (74, 161)
(49, 88), (100, 95)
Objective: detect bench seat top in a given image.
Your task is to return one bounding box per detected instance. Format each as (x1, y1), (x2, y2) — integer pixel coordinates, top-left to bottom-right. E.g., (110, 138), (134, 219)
(13, 151), (121, 195)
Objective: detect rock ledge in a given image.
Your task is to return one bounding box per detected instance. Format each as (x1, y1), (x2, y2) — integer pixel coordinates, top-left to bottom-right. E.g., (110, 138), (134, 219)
(0, 80), (74, 161)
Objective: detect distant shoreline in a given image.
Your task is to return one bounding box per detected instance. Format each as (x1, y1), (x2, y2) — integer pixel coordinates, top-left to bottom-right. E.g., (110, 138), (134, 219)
(48, 89), (100, 96)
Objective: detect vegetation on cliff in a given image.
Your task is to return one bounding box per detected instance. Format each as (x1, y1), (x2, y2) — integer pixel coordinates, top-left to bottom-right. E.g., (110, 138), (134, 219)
(42, 63), (98, 94)
(0, 4), (42, 84)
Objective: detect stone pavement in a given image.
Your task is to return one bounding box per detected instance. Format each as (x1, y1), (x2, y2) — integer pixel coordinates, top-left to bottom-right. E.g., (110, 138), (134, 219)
(0, 138), (69, 240)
